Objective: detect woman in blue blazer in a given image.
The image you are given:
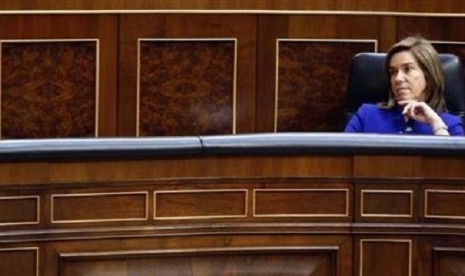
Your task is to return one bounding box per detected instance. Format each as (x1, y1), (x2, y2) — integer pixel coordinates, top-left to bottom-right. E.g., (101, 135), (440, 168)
(345, 36), (464, 136)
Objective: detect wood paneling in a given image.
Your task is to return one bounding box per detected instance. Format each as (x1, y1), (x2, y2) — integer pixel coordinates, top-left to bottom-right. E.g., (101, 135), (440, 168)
(0, 15), (118, 137)
(361, 190), (412, 217)
(0, 196), (39, 226)
(424, 189), (465, 219)
(276, 39), (375, 132)
(60, 247), (336, 276)
(256, 15), (390, 132)
(355, 183), (420, 223)
(3, 148), (465, 274)
(433, 248), (465, 276)
(119, 14), (256, 136)
(256, 15), (288, 132)
(398, 17), (465, 43)
(0, 156), (351, 185)
(359, 239), (412, 276)
(52, 192), (148, 223)
(0, 14), (464, 136)
(254, 188), (349, 218)
(354, 183), (423, 223)
(424, 157), (465, 178)
(1, 7), (465, 276)
(0, 162), (50, 185)
(0, 247), (38, 276)
(419, 237), (465, 275)
(353, 155), (423, 178)
(154, 190), (247, 219)
(1, 40), (97, 138)
(138, 39), (235, 136)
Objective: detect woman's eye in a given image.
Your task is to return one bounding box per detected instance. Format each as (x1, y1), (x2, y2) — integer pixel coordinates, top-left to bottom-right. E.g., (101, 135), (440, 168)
(405, 64), (416, 73)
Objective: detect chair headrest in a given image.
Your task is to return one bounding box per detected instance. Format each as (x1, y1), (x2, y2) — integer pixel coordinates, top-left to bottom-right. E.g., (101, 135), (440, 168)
(345, 52), (465, 117)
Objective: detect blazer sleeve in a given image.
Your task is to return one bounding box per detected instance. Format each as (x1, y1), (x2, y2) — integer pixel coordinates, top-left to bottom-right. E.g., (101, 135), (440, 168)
(447, 118), (465, 136)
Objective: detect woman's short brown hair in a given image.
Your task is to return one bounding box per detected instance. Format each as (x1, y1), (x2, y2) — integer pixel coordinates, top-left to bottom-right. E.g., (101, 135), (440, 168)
(380, 36), (446, 112)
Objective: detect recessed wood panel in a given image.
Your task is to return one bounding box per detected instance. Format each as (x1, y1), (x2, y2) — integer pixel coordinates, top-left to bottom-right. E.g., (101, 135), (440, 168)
(256, 15), (394, 133)
(276, 39), (376, 132)
(119, 14), (256, 135)
(1, 40), (98, 138)
(52, 192), (148, 223)
(0, 196), (39, 226)
(360, 239), (412, 276)
(0, 247), (38, 276)
(425, 190), (465, 219)
(433, 41), (465, 71)
(138, 39), (236, 136)
(59, 247), (337, 276)
(254, 189), (349, 217)
(433, 248), (465, 276)
(361, 190), (412, 218)
(154, 190), (247, 219)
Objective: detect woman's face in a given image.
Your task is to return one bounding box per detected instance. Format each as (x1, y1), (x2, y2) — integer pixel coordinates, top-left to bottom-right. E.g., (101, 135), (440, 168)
(389, 50), (427, 103)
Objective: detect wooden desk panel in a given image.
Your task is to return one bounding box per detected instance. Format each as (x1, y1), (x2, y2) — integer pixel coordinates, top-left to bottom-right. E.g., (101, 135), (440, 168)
(1, 143), (465, 275)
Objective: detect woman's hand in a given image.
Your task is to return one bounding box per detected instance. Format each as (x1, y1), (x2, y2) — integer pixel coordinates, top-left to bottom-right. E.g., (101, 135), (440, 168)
(397, 100), (449, 135)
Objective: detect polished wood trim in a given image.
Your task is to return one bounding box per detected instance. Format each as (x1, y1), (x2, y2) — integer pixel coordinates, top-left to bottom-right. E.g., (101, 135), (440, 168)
(360, 189), (413, 218)
(425, 189), (465, 219)
(136, 38), (238, 136)
(0, 38), (100, 137)
(253, 188), (349, 217)
(0, 195), (40, 226)
(154, 189), (248, 220)
(2, 10), (465, 17)
(58, 245), (339, 259)
(359, 239), (412, 276)
(51, 191), (149, 223)
(95, 39), (101, 136)
(0, 247), (39, 276)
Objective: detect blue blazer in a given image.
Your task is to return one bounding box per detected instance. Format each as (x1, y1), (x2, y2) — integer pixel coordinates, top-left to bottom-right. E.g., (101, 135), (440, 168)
(344, 104), (464, 136)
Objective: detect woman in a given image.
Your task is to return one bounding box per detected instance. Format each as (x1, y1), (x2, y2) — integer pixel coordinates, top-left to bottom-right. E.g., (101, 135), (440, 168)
(344, 36), (464, 136)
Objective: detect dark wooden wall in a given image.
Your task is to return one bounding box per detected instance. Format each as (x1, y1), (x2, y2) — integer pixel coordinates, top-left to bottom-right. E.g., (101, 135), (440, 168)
(2, 150), (465, 275)
(1, 12), (465, 138)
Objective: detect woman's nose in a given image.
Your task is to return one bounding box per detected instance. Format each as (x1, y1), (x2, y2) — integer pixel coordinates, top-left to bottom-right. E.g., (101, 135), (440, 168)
(394, 71), (405, 83)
